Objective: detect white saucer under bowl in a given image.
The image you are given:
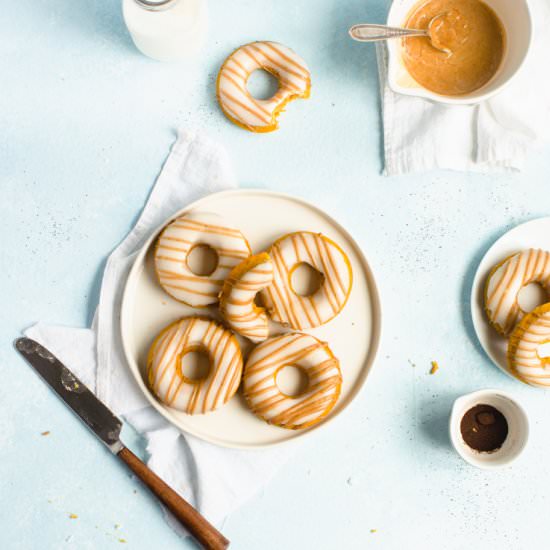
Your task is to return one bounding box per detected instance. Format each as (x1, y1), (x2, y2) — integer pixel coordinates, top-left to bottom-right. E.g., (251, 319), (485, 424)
(120, 189), (381, 449)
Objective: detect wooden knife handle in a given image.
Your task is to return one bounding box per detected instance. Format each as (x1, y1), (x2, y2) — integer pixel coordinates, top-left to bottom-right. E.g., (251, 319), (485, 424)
(118, 446), (230, 550)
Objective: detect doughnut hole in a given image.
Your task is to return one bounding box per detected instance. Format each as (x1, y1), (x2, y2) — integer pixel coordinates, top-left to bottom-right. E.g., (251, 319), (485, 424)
(178, 346), (211, 382)
(186, 244), (219, 276)
(536, 340), (550, 365)
(276, 365), (309, 398)
(290, 262), (324, 297)
(518, 283), (548, 313)
(246, 69), (279, 100)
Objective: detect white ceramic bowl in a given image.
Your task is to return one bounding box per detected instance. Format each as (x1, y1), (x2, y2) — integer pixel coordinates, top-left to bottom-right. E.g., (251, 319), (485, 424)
(386, 0), (533, 104)
(449, 389), (529, 469)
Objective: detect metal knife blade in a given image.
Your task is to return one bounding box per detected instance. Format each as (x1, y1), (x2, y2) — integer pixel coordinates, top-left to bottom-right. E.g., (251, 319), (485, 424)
(14, 337), (123, 453)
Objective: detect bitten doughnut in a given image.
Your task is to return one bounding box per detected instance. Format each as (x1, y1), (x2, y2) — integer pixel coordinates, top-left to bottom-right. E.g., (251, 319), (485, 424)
(507, 303), (550, 387)
(154, 211), (251, 308)
(260, 232), (353, 330)
(216, 41), (311, 133)
(243, 333), (342, 429)
(147, 317), (243, 414)
(219, 253), (274, 343)
(485, 249), (550, 335)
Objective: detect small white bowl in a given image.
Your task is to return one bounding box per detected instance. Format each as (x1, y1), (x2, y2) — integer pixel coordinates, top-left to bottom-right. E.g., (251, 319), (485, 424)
(449, 389), (529, 469)
(386, 0), (533, 104)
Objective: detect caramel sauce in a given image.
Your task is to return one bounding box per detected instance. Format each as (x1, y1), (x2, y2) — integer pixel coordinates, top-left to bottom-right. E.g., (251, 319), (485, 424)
(403, 0), (505, 96)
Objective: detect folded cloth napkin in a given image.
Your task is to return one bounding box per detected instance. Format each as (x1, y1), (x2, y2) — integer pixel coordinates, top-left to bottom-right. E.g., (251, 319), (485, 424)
(25, 129), (294, 536)
(377, 0), (550, 175)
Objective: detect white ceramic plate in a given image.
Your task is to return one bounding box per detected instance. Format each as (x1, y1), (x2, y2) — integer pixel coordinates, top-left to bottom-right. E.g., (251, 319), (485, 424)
(471, 217), (550, 380)
(120, 189), (381, 449)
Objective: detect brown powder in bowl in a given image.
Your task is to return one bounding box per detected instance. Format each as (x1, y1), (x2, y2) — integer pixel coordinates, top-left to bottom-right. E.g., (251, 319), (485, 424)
(460, 404), (508, 452)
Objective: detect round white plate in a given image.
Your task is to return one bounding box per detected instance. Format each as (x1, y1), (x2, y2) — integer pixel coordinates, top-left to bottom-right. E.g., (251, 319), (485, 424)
(471, 217), (550, 380)
(121, 189), (381, 449)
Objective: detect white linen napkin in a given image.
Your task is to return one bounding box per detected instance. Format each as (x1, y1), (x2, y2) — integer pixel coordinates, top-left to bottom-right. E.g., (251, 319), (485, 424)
(377, 0), (550, 175)
(25, 129), (294, 535)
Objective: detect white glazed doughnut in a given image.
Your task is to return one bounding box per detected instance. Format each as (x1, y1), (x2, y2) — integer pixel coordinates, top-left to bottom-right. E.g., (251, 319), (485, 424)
(260, 232), (353, 330)
(216, 41), (311, 133)
(507, 303), (550, 387)
(147, 317), (243, 414)
(219, 252), (274, 343)
(154, 211), (251, 307)
(485, 249), (550, 335)
(243, 333), (342, 429)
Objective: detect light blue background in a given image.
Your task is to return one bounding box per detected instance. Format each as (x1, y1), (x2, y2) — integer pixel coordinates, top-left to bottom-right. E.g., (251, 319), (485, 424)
(2, 1), (550, 548)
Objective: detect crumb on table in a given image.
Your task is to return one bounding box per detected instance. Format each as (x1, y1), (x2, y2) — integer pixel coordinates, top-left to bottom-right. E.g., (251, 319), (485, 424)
(41, 431), (50, 436)
(69, 514), (78, 519)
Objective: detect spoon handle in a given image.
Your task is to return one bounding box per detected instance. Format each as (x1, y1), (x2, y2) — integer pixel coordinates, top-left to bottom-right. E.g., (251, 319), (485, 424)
(349, 24), (427, 42)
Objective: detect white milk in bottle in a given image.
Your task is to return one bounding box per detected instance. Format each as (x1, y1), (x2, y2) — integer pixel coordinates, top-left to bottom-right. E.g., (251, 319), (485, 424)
(122, 0), (207, 62)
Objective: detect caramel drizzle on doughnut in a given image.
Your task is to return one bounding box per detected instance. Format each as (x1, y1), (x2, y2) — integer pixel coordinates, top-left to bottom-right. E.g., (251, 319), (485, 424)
(486, 249), (550, 335)
(262, 232), (351, 330)
(217, 41), (311, 131)
(508, 304), (550, 387)
(154, 213), (250, 306)
(220, 255), (275, 342)
(148, 318), (243, 414)
(243, 334), (342, 429)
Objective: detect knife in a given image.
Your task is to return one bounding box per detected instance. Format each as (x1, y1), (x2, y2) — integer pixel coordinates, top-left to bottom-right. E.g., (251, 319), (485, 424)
(15, 337), (229, 550)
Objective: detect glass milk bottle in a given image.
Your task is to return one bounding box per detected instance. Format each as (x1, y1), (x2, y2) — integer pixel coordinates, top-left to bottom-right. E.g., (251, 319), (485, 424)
(122, 0), (207, 62)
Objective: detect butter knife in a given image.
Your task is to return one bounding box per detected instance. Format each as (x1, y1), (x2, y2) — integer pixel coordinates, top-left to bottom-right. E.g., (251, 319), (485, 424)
(14, 337), (229, 550)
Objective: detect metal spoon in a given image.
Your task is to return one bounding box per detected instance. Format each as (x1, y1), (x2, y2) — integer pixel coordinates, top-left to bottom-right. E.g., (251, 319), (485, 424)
(349, 13), (451, 54)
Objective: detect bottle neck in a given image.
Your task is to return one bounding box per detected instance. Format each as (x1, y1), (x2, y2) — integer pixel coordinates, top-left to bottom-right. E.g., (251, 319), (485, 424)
(132, 0), (180, 12)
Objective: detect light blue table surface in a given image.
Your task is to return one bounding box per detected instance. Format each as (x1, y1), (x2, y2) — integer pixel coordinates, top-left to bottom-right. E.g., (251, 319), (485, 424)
(2, 1), (550, 549)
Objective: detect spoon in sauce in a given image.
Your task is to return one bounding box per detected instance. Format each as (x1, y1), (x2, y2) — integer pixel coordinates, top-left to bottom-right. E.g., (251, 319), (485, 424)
(349, 13), (453, 54)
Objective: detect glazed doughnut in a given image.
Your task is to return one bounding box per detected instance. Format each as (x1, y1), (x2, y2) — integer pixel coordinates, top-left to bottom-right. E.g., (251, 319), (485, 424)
(243, 333), (342, 429)
(147, 317), (243, 414)
(507, 303), (550, 387)
(219, 253), (274, 343)
(154, 211), (251, 308)
(216, 41), (311, 133)
(260, 232), (353, 330)
(485, 249), (550, 335)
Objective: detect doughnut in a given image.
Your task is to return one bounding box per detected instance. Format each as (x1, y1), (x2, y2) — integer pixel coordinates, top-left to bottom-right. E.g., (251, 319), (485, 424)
(485, 249), (550, 335)
(507, 303), (550, 387)
(243, 333), (342, 429)
(154, 211), (251, 308)
(216, 41), (311, 133)
(260, 232), (353, 330)
(219, 253), (274, 343)
(147, 317), (243, 414)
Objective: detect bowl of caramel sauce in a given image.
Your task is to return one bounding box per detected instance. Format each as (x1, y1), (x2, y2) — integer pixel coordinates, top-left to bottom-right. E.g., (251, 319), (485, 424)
(386, 0), (532, 103)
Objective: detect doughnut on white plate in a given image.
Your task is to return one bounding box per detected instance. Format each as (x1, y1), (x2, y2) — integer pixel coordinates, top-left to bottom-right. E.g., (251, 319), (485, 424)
(471, 217), (550, 381)
(120, 189), (381, 448)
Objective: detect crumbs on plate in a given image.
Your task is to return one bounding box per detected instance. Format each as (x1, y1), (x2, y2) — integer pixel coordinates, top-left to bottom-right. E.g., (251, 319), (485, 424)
(430, 361), (439, 375)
